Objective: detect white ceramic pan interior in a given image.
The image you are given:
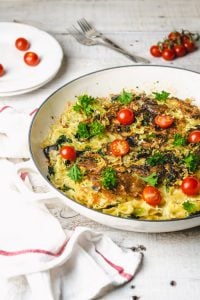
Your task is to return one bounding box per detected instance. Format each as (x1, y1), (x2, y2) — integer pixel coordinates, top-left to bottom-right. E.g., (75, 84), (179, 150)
(29, 65), (200, 232)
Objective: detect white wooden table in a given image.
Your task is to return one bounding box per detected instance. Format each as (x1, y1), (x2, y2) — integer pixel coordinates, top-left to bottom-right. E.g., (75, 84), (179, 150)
(1, 1), (200, 299)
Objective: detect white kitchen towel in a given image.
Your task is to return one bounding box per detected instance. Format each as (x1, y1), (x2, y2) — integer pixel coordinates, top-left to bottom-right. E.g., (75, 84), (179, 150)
(0, 105), (36, 158)
(0, 159), (143, 300)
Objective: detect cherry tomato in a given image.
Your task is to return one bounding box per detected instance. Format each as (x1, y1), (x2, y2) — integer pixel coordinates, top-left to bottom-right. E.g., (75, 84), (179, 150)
(183, 39), (196, 52)
(168, 31), (182, 42)
(60, 146), (76, 160)
(0, 64), (5, 77)
(162, 48), (175, 61)
(154, 115), (174, 129)
(24, 52), (40, 66)
(181, 176), (200, 196)
(117, 108), (135, 125)
(110, 139), (130, 156)
(142, 186), (162, 206)
(188, 130), (200, 143)
(150, 45), (162, 57)
(15, 37), (30, 51)
(174, 44), (186, 57)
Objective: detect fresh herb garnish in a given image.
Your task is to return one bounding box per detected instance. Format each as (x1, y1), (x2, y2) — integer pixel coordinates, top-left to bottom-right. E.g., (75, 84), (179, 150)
(140, 172), (158, 186)
(173, 134), (187, 146)
(117, 89), (133, 104)
(101, 167), (117, 189)
(76, 123), (90, 139)
(73, 94), (95, 116)
(56, 135), (72, 145)
(183, 153), (200, 172)
(48, 166), (54, 176)
(153, 91), (170, 102)
(182, 201), (196, 213)
(89, 121), (105, 136)
(68, 163), (83, 182)
(76, 121), (105, 140)
(147, 152), (166, 166)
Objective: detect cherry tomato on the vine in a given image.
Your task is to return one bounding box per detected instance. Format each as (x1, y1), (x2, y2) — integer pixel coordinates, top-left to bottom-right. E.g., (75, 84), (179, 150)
(150, 45), (162, 57)
(15, 37), (30, 51)
(168, 31), (182, 42)
(162, 48), (176, 61)
(188, 130), (200, 143)
(142, 186), (162, 206)
(117, 108), (135, 125)
(0, 64), (5, 77)
(183, 39), (196, 53)
(24, 52), (40, 66)
(60, 146), (77, 160)
(181, 176), (200, 196)
(174, 44), (186, 57)
(154, 115), (174, 129)
(110, 139), (130, 157)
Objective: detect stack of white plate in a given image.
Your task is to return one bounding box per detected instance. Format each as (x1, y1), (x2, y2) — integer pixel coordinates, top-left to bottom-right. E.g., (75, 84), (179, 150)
(0, 22), (63, 96)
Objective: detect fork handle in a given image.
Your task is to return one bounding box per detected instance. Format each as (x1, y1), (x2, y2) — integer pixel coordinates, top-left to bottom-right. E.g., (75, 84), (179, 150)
(98, 38), (150, 64)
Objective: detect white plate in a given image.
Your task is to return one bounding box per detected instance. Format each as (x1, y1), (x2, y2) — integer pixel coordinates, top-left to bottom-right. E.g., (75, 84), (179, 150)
(0, 22), (63, 96)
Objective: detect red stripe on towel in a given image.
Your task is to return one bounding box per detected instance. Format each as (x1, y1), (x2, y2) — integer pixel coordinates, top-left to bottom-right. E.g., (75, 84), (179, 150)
(95, 248), (133, 281)
(0, 239), (68, 257)
(20, 171), (29, 181)
(29, 108), (38, 116)
(0, 106), (12, 113)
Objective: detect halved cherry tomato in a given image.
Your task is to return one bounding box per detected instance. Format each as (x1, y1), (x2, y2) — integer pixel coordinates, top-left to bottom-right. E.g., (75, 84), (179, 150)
(168, 31), (182, 42)
(117, 108), (135, 125)
(110, 139), (130, 156)
(154, 115), (174, 129)
(15, 37), (30, 51)
(0, 64), (5, 77)
(181, 176), (200, 196)
(183, 39), (196, 52)
(162, 48), (175, 61)
(24, 52), (40, 66)
(60, 146), (76, 160)
(150, 45), (162, 57)
(188, 130), (200, 143)
(174, 44), (186, 57)
(142, 186), (162, 206)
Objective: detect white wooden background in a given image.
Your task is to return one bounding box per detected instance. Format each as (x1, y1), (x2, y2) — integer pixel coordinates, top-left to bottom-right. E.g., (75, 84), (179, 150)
(1, 1), (200, 299)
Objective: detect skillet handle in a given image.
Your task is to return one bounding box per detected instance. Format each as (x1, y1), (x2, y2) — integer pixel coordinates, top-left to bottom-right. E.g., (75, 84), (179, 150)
(13, 160), (57, 203)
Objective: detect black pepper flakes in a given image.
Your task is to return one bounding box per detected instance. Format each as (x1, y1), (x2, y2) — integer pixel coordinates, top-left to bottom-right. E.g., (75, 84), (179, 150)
(170, 280), (177, 286)
(132, 296), (140, 300)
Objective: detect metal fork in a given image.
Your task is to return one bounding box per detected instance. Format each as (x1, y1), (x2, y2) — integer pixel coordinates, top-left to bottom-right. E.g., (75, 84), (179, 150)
(77, 18), (150, 64)
(68, 26), (150, 64)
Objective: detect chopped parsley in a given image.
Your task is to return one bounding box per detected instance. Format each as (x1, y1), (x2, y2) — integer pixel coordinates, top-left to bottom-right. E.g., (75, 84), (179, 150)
(183, 153), (200, 172)
(68, 164), (83, 182)
(117, 89), (133, 105)
(56, 135), (72, 145)
(76, 121), (105, 140)
(173, 134), (187, 146)
(73, 94), (95, 116)
(48, 166), (55, 176)
(147, 152), (166, 166)
(101, 167), (117, 189)
(140, 172), (158, 186)
(153, 91), (170, 102)
(182, 201), (196, 213)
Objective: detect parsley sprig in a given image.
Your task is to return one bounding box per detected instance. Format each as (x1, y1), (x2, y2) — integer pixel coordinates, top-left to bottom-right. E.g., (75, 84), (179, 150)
(73, 94), (95, 116)
(76, 121), (105, 140)
(183, 153), (200, 172)
(173, 134), (187, 146)
(117, 89), (133, 104)
(153, 91), (170, 102)
(68, 164), (83, 182)
(101, 167), (117, 189)
(182, 201), (196, 213)
(140, 172), (158, 186)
